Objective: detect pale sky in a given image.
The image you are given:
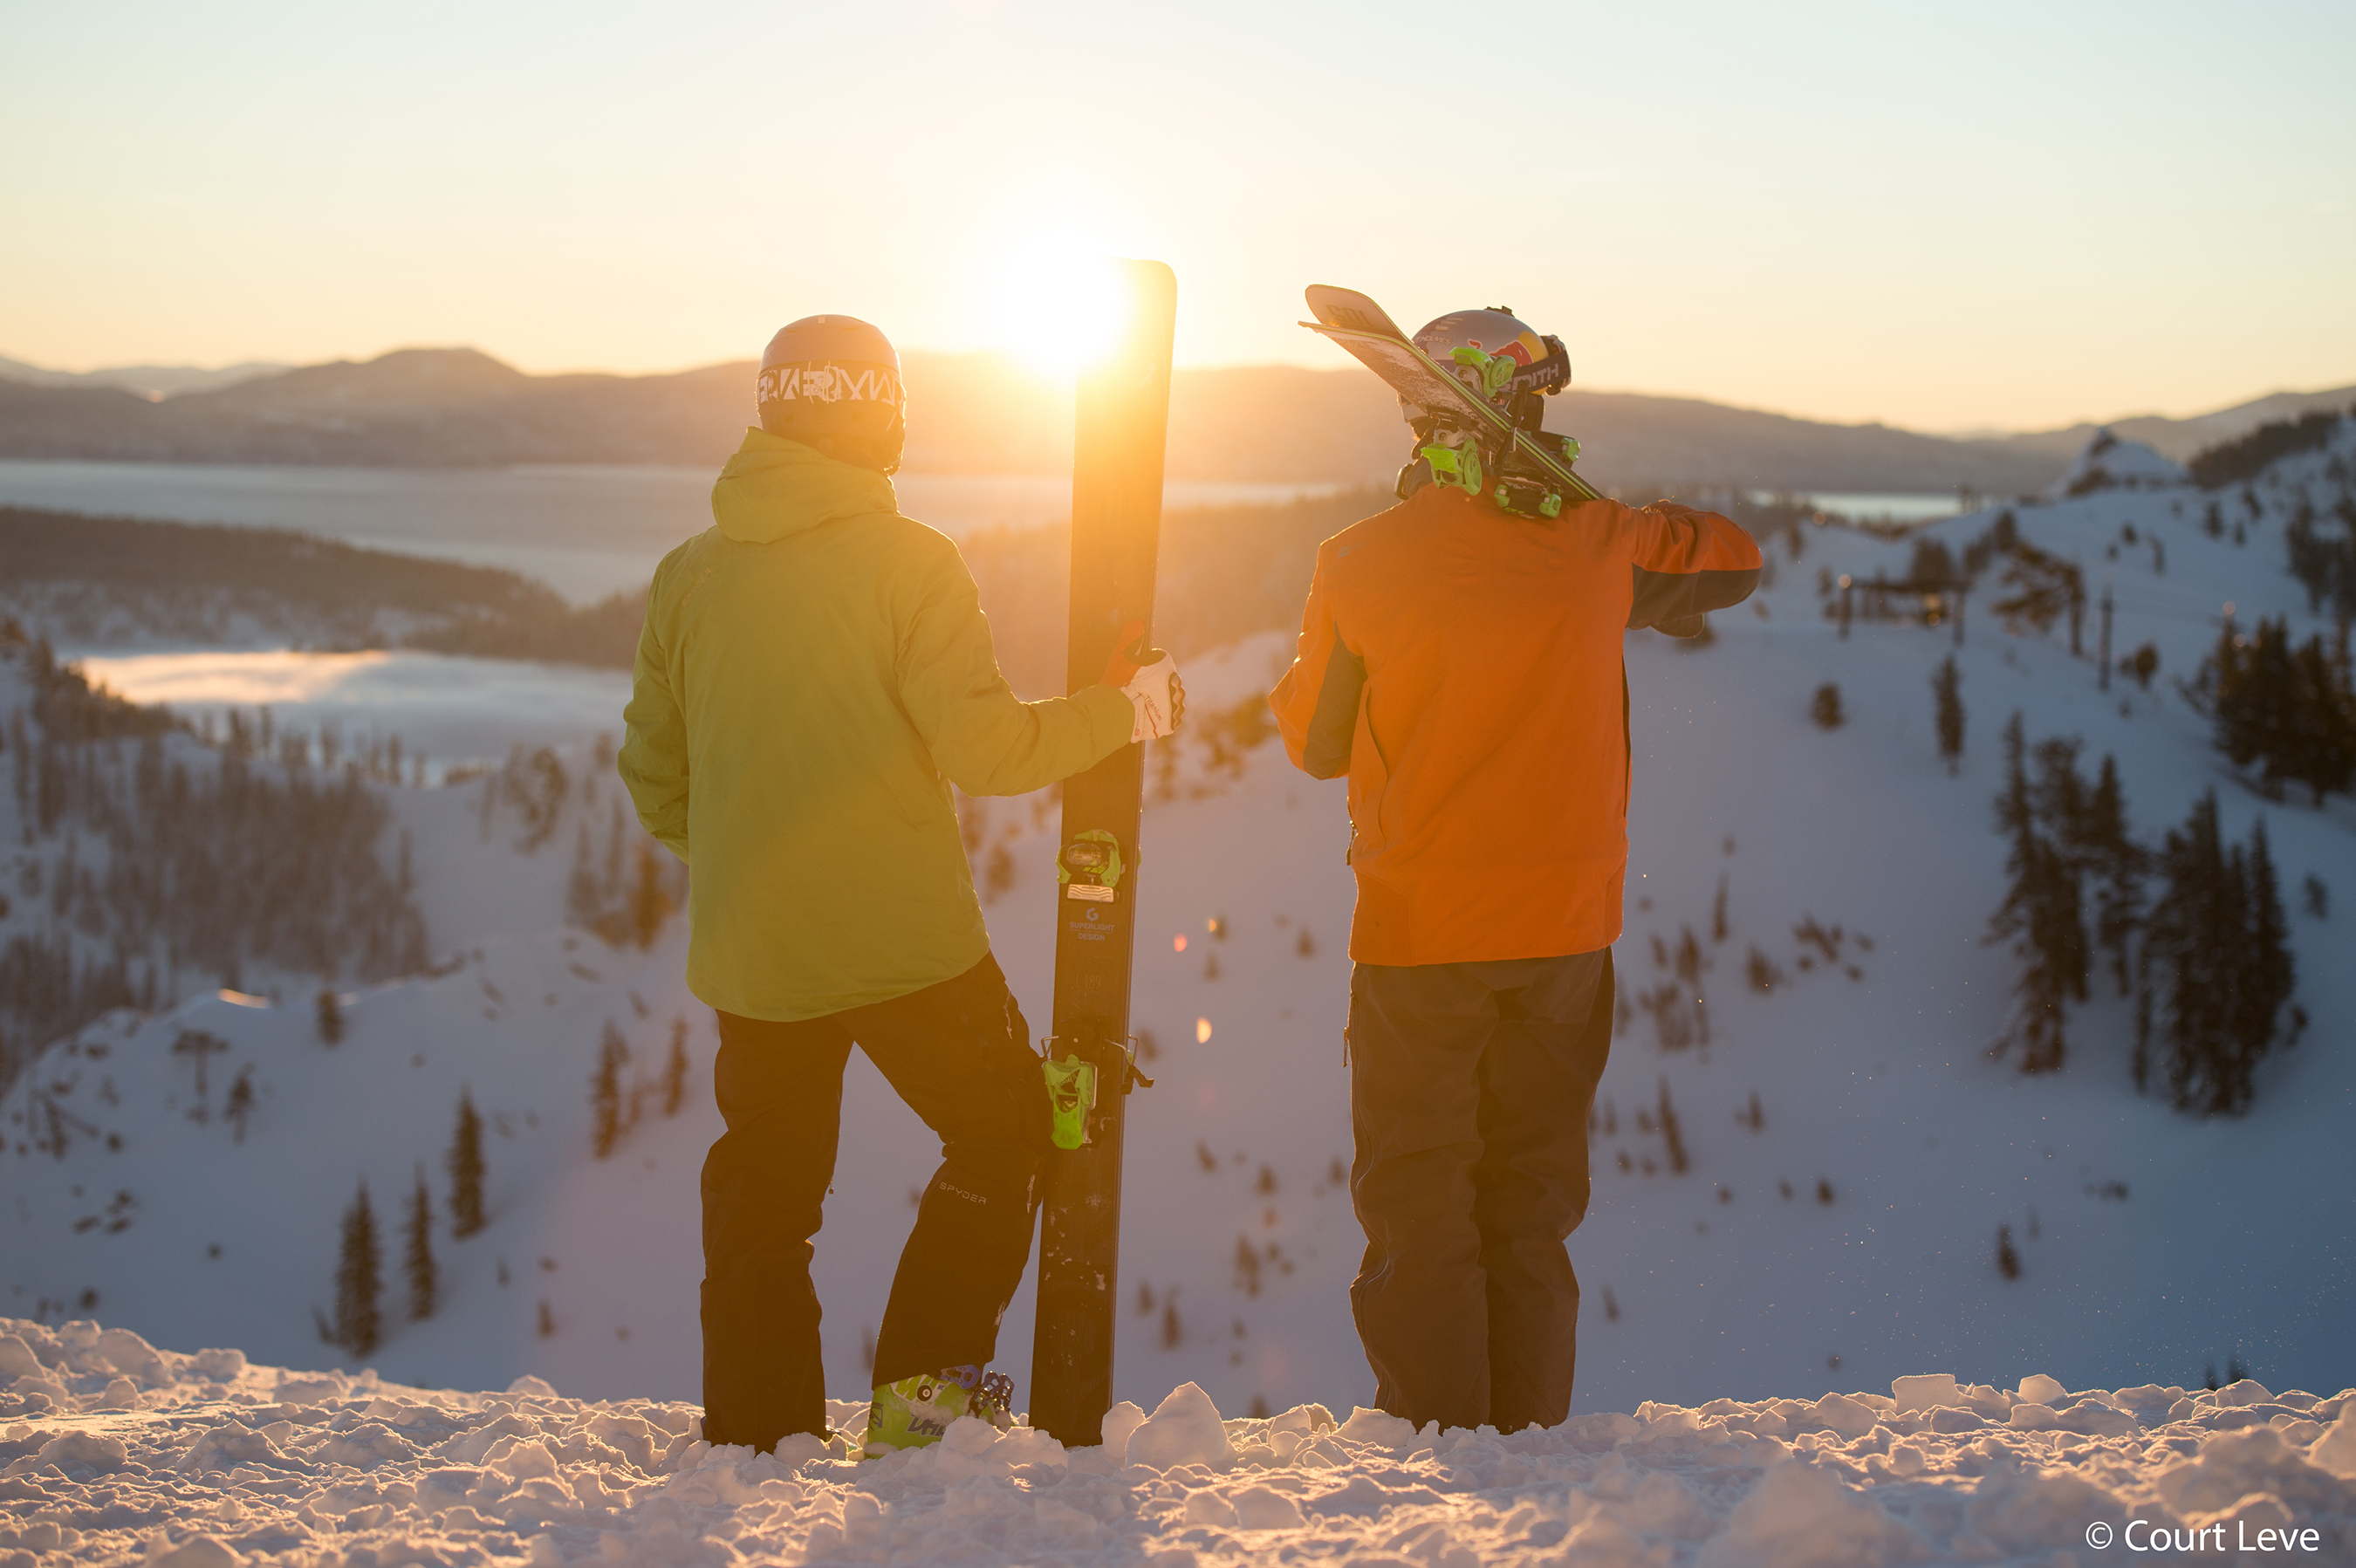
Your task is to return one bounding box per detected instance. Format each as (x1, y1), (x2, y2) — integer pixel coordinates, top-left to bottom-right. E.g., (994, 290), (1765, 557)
(3, 0), (2351, 431)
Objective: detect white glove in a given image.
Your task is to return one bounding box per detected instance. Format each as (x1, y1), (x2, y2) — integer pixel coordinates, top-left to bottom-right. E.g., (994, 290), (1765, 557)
(1122, 654), (1185, 743)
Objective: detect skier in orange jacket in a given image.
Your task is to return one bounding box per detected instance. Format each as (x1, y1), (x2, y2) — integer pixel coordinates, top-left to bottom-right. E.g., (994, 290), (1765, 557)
(1270, 306), (1761, 1433)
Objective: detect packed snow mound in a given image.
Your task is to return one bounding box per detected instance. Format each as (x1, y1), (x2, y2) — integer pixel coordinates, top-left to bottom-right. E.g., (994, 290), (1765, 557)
(2044, 426), (2188, 498)
(3, 1321), (2352, 1567)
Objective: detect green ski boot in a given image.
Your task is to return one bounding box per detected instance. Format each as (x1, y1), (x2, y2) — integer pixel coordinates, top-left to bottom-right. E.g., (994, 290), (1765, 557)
(862, 1365), (1015, 1457)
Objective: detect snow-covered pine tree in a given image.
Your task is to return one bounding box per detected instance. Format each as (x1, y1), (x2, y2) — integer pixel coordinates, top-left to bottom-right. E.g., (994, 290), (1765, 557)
(334, 1179), (382, 1356)
(661, 1018), (688, 1118)
(447, 1090), (485, 1238)
(592, 1021), (629, 1157)
(315, 989), (344, 1045)
(404, 1165), (438, 1322)
(1933, 654), (1964, 775)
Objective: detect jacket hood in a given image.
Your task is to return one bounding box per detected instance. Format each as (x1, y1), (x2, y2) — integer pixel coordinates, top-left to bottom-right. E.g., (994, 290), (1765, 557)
(709, 427), (900, 545)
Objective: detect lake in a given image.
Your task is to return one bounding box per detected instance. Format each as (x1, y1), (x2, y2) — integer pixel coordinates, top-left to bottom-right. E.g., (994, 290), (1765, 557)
(1760, 490), (1968, 524)
(0, 460), (1344, 604)
(76, 647), (633, 779)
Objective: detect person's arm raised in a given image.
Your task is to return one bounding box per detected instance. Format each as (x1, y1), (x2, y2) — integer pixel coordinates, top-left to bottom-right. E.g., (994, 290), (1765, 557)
(1620, 500), (1764, 635)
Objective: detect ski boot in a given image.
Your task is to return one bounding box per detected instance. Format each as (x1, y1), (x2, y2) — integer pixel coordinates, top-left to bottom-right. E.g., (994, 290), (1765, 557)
(862, 1365), (1016, 1457)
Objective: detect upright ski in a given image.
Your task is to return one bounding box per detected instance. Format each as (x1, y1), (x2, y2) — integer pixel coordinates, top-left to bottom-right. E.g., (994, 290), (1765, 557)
(1029, 258), (1178, 1448)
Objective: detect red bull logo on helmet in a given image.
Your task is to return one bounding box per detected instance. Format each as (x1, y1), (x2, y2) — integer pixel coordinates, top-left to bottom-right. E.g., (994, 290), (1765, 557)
(756, 361), (905, 410)
(1459, 329), (1549, 368)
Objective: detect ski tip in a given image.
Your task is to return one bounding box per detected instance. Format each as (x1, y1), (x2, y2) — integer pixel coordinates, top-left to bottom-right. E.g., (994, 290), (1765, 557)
(1304, 284), (1407, 339)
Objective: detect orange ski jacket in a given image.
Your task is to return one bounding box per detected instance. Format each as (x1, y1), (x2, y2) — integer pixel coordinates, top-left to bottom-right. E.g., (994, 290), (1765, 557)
(1270, 484), (1762, 966)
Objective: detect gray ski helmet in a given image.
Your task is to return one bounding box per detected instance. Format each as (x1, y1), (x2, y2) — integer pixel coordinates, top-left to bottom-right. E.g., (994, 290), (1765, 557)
(756, 315), (907, 470)
(1409, 307), (1570, 429)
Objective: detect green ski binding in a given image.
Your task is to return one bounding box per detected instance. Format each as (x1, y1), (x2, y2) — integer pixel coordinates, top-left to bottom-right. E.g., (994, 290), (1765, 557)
(1042, 1053), (1099, 1150)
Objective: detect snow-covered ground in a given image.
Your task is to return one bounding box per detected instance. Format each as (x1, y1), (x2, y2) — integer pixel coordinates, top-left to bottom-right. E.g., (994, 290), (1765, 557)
(5, 423), (2356, 1562)
(4, 1321), (2351, 1567)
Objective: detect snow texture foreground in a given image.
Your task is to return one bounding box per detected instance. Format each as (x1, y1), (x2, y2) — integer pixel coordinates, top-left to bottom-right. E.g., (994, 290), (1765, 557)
(5, 1322), (2355, 1566)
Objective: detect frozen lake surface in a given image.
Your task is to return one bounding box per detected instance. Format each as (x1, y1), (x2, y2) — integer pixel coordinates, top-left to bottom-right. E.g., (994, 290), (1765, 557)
(0, 460), (1339, 603)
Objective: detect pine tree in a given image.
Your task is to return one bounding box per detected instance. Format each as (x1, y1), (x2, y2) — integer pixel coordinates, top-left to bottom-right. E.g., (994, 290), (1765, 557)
(2289, 634), (2356, 805)
(447, 1089), (486, 1239)
(565, 824), (601, 929)
(403, 1165), (438, 1322)
(224, 1068), (255, 1143)
(316, 988), (344, 1045)
(2082, 756), (2145, 996)
(2138, 792), (2295, 1115)
(2209, 616), (2355, 803)
(334, 1178), (382, 1356)
(1656, 1077), (1689, 1174)
(661, 1018), (688, 1118)
(1933, 655), (1965, 775)
(630, 844), (672, 949)
(2240, 820), (2296, 1075)
(1987, 715), (2087, 1072)
(592, 1021), (630, 1158)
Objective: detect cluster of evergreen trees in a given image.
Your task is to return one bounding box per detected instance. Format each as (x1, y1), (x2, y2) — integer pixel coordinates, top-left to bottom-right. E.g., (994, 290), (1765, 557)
(1988, 714), (2299, 1113)
(564, 801), (680, 949)
(1, 621), (430, 1099)
(591, 1017), (690, 1159)
(2135, 794), (2300, 1117)
(2199, 617), (2356, 805)
(1988, 716), (2140, 1072)
(2186, 407), (2349, 490)
(2284, 496), (2356, 623)
(325, 1089), (487, 1358)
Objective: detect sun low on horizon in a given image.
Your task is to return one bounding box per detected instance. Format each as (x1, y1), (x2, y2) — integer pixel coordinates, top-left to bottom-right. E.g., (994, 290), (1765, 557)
(982, 228), (1135, 378)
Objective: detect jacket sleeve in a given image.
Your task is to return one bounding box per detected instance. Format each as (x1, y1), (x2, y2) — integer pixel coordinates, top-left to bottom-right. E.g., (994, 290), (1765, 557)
(897, 537), (1134, 796)
(1621, 501), (1764, 631)
(618, 579), (692, 864)
(1270, 539), (1366, 780)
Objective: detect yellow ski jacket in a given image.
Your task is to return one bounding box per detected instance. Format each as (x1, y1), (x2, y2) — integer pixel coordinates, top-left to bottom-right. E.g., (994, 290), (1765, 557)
(620, 428), (1133, 1020)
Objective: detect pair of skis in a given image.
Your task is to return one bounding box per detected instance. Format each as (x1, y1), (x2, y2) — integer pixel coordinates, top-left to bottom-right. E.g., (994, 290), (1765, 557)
(1026, 281), (1601, 1446)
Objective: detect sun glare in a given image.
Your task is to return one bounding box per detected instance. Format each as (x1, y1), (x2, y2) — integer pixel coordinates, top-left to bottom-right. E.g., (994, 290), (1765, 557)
(991, 229), (1127, 377)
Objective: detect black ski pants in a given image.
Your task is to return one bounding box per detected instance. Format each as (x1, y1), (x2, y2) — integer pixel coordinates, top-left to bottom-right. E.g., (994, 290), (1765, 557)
(1346, 949), (1613, 1434)
(700, 952), (1051, 1453)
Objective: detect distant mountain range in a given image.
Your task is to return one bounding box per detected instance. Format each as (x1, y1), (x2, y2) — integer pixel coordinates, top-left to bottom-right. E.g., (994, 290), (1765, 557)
(1, 347), (2346, 496)
(0, 354), (290, 400)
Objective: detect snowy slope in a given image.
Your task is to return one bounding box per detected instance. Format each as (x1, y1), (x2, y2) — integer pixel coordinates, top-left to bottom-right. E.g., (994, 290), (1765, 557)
(2043, 428), (2188, 498)
(4, 428), (2353, 1434)
(3, 1325), (2351, 1567)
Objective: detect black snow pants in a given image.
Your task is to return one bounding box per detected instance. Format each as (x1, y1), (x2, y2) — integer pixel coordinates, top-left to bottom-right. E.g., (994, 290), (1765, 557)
(1346, 949), (1613, 1434)
(700, 952), (1051, 1453)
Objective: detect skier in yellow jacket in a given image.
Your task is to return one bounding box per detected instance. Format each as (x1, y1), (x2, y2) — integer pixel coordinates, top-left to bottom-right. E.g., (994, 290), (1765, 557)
(619, 316), (1181, 1455)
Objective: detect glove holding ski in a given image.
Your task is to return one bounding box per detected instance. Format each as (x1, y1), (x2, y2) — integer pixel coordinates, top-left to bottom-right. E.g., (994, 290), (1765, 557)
(1100, 620), (1185, 743)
